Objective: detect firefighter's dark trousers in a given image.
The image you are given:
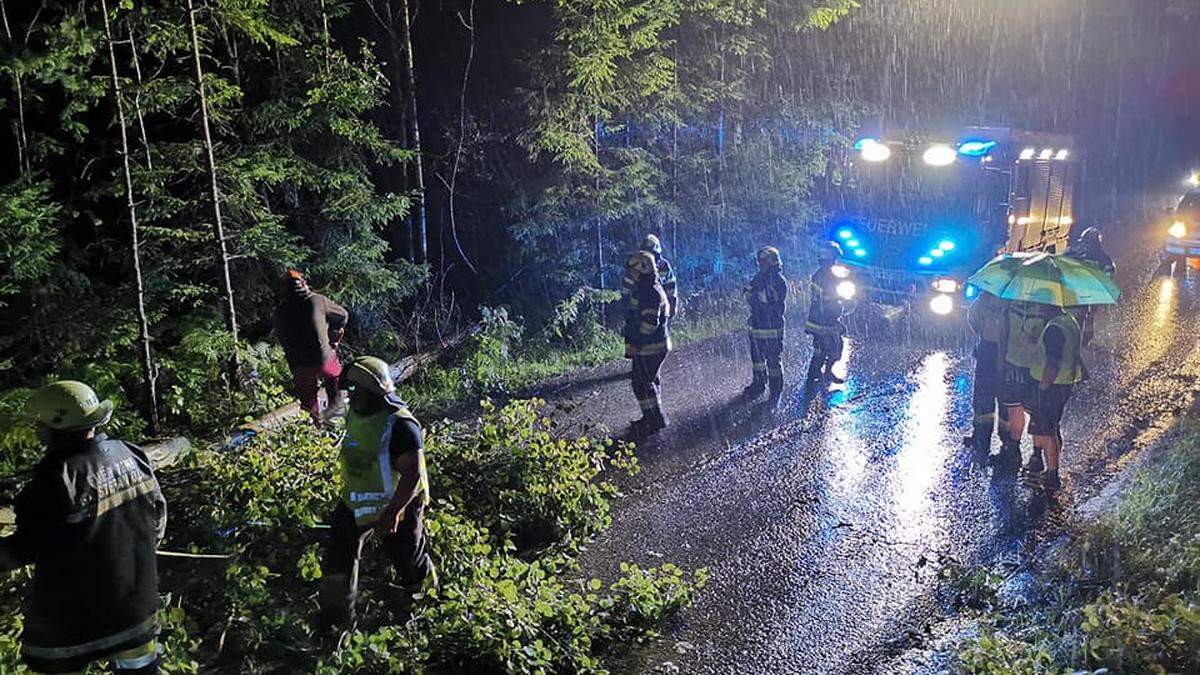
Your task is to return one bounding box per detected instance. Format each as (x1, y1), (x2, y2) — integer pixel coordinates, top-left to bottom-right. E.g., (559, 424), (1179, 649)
(319, 501), (434, 627)
(804, 327), (844, 390)
(971, 340), (1011, 451)
(631, 351), (667, 420)
(748, 333), (784, 396)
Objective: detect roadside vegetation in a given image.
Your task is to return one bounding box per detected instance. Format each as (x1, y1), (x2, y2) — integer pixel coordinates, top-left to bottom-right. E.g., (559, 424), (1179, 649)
(1, 398), (705, 673)
(955, 421), (1200, 674)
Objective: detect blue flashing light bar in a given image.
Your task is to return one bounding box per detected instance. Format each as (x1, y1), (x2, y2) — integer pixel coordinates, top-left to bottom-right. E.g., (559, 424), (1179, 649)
(930, 249), (945, 258)
(964, 284), (978, 299)
(938, 240), (956, 251)
(846, 239), (860, 248)
(918, 256), (933, 266)
(853, 249), (866, 258)
(837, 229), (854, 240)
(957, 140), (997, 157)
(852, 138), (878, 151)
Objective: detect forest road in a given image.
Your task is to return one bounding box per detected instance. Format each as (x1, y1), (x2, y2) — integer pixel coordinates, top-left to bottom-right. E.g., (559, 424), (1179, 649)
(530, 222), (1200, 674)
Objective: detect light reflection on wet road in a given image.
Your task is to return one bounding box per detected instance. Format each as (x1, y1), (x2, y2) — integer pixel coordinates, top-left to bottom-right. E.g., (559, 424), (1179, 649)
(540, 229), (1200, 674)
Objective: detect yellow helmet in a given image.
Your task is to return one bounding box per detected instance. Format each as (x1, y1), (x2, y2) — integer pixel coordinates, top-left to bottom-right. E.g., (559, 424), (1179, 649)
(627, 251), (658, 280)
(25, 381), (114, 432)
(757, 246), (782, 268)
(344, 356), (396, 396)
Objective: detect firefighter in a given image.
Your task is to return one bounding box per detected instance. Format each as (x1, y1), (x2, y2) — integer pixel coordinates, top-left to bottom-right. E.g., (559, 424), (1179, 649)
(274, 270), (349, 423)
(962, 290), (1011, 455)
(319, 357), (436, 630)
(741, 246), (789, 408)
(0, 381), (166, 674)
(622, 234), (678, 324)
(1024, 307), (1085, 492)
(1066, 227), (1115, 346)
(996, 300), (1051, 472)
(624, 251), (672, 435)
(804, 242), (852, 392)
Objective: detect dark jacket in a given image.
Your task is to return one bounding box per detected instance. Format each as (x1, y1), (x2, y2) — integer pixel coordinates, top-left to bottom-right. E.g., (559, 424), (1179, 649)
(624, 280), (671, 357)
(2, 435), (166, 665)
(274, 289), (348, 368)
(745, 268), (788, 337)
(805, 266), (847, 334)
(622, 255), (679, 318)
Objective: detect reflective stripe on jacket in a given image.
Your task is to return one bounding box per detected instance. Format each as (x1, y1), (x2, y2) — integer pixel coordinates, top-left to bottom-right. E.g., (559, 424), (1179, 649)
(625, 281), (671, 356)
(340, 404), (429, 527)
(805, 267), (844, 335)
(1030, 312), (1084, 385)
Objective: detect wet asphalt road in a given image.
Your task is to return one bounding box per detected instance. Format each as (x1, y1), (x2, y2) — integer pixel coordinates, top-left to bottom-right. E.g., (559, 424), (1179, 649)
(533, 223), (1200, 674)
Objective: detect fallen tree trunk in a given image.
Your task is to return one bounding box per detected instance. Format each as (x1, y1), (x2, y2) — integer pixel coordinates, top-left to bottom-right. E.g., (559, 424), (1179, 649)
(225, 329), (474, 449)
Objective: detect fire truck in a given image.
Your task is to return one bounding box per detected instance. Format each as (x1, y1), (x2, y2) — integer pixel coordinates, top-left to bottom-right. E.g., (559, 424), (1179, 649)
(823, 126), (1079, 323)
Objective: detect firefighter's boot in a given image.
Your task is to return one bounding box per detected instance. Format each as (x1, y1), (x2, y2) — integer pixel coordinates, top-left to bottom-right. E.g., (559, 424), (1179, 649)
(741, 375), (766, 400)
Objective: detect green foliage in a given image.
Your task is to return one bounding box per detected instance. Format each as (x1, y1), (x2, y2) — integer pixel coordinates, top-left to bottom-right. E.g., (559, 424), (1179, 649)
(433, 398), (637, 547)
(955, 426), (1200, 674)
(0, 400), (698, 671)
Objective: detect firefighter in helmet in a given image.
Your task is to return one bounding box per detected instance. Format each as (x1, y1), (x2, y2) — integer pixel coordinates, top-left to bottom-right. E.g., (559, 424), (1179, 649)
(803, 242), (854, 392)
(1, 381), (166, 674)
(622, 234), (678, 329)
(624, 251), (672, 435)
(319, 356), (436, 631)
(741, 246), (789, 408)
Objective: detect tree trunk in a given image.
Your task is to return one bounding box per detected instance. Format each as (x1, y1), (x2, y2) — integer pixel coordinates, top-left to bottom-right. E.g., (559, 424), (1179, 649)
(100, 0), (159, 431)
(186, 0), (241, 375)
(382, 12), (414, 260)
(398, 0), (427, 263)
(0, 0), (28, 174)
(127, 25), (153, 170)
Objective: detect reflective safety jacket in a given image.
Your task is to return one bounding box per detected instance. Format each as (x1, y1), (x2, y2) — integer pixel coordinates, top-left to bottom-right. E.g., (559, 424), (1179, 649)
(2, 435), (166, 666)
(968, 292), (1005, 344)
(340, 402), (429, 527)
(1004, 302), (1049, 369)
(622, 252), (678, 318)
(744, 268), (788, 339)
(1030, 312), (1084, 385)
(625, 280), (671, 357)
(805, 266), (846, 336)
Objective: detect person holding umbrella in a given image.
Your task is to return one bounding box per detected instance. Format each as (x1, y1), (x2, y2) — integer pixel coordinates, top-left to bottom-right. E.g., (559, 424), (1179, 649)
(967, 252), (1121, 488)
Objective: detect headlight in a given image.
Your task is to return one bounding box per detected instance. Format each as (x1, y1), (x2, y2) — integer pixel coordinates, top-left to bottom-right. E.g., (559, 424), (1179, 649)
(923, 144), (957, 167)
(1168, 221), (1188, 239)
(836, 280), (857, 300)
(932, 278), (959, 294)
(929, 294), (955, 315)
(831, 264), (851, 279)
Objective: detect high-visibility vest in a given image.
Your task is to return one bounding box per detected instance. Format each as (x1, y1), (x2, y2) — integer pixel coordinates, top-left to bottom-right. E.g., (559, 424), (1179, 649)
(340, 403), (429, 526)
(1030, 313), (1084, 385)
(1004, 302), (1048, 368)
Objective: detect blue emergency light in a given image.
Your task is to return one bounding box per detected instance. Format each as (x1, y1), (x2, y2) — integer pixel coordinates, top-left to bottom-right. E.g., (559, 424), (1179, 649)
(853, 249), (866, 258)
(930, 249), (945, 258)
(964, 284), (978, 299)
(918, 256), (933, 266)
(838, 229), (854, 240)
(957, 140), (997, 157)
(938, 240), (956, 251)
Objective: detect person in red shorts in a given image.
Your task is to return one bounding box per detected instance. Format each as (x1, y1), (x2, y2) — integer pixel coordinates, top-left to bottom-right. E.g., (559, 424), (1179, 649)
(273, 270), (349, 423)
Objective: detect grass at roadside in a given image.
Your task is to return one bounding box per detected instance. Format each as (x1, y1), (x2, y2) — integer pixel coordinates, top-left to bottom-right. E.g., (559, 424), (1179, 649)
(406, 289), (748, 411)
(955, 421), (1200, 674)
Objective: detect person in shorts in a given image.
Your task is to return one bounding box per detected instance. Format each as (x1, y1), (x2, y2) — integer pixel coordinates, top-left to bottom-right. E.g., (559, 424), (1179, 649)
(1024, 307), (1085, 492)
(995, 301), (1049, 471)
